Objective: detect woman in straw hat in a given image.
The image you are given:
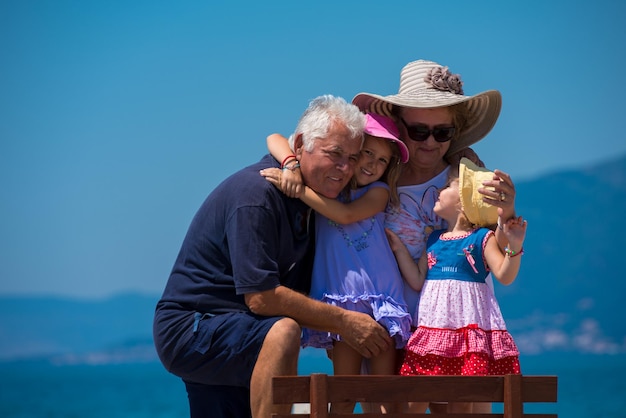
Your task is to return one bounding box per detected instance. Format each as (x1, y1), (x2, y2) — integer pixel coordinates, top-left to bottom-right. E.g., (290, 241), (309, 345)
(388, 158), (527, 414)
(353, 59), (517, 325)
(353, 59), (518, 414)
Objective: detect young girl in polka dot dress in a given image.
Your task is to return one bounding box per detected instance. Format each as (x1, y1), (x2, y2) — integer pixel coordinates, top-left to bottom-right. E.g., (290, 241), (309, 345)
(387, 158), (527, 414)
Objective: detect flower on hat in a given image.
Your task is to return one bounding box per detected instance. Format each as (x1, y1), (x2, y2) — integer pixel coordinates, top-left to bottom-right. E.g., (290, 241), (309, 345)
(425, 66), (464, 95)
(352, 59), (501, 155)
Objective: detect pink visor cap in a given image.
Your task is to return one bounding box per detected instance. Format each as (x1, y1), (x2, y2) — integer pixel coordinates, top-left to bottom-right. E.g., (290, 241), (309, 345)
(364, 113), (409, 163)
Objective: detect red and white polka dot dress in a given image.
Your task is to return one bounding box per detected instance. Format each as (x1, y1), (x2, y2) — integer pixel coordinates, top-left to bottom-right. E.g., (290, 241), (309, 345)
(400, 228), (521, 376)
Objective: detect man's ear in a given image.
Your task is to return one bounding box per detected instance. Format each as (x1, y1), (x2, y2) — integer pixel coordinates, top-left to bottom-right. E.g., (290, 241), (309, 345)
(293, 133), (304, 157)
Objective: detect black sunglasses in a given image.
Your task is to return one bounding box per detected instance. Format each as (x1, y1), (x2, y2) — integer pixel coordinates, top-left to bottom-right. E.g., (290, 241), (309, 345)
(400, 119), (455, 142)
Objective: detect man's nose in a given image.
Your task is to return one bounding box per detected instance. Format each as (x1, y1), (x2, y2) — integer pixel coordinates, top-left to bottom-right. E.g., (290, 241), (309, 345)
(335, 156), (352, 170)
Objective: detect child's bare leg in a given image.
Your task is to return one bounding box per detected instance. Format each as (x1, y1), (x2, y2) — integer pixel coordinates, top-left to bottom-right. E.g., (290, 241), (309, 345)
(358, 359), (374, 413)
(368, 343), (398, 413)
(330, 341), (362, 414)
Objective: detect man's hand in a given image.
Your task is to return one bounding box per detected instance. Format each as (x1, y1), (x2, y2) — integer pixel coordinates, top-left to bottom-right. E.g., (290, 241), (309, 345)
(246, 286), (393, 359)
(339, 310), (393, 358)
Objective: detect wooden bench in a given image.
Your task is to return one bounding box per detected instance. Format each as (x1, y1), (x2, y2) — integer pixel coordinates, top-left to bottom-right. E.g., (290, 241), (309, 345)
(272, 373), (558, 417)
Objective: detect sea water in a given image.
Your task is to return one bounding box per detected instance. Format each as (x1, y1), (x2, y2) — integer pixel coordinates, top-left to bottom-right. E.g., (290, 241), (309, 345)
(0, 360), (188, 418)
(1, 350), (625, 417)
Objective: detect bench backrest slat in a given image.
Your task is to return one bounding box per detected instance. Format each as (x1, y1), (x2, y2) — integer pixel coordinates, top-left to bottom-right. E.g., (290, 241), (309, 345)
(272, 374), (558, 417)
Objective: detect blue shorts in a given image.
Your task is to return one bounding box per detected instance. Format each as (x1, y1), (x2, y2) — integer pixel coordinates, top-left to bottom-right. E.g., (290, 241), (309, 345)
(170, 311), (282, 388)
(184, 381), (252, 418)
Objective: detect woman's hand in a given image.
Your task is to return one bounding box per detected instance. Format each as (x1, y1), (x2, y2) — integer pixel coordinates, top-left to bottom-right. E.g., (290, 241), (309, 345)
(478, 168), (516, 221)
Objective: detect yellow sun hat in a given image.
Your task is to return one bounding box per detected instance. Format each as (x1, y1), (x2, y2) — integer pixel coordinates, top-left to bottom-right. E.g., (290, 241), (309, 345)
(459, 157), (498, 227)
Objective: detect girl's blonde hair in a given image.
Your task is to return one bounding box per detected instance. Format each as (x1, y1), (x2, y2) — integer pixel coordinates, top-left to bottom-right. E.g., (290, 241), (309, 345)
(381, 142), (403, 208)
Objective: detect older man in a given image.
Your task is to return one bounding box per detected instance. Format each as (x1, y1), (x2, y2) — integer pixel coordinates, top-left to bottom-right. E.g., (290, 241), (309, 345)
(153, 95), (392, 418)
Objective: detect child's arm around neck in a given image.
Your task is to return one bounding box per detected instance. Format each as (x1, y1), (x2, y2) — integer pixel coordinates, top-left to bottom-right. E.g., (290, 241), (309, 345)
(265, 133), (389, 224)
(266, 133), (303, 198)
(302, 184), (389, 224)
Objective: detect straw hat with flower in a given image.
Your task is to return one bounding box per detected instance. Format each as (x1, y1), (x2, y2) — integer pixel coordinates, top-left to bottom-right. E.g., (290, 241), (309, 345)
(352, 59), (502, 155)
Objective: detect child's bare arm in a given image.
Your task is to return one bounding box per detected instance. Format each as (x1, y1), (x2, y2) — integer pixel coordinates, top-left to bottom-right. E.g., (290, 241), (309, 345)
(257, 172), (390, 223)
(485, 216), (527, 285)
(386, 228), (426, 291)
(265, 133), (303, 198)
(264, 132), (390, 223)
(267, 133), (292, 163)
(481, 169), (517, 251)
(300, 185), (388, 224)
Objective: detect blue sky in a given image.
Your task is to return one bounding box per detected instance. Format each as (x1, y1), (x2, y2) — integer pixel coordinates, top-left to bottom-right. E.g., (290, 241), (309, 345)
(1, 0), (625, 298)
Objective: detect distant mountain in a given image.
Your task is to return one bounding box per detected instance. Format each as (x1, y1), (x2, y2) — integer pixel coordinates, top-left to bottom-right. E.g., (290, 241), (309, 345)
(0, 293), (159, 363)
(497, 153), (626, 355)
(0, 155), (625, 363)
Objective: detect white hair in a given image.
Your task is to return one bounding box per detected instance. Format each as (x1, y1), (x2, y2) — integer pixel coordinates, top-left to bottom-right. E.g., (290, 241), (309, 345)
(289, 95), (365, 151)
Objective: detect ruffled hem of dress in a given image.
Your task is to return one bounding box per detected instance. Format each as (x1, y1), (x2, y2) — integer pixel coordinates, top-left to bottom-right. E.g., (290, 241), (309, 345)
(404, 325), (519, 360)
(400, 351), (521, 376)
(301, 293), (412, 350)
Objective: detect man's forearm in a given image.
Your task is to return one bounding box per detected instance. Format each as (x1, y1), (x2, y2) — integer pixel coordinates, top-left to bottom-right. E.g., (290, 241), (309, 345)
(245, 285), (393, 359)
(245, 285), (348, 334)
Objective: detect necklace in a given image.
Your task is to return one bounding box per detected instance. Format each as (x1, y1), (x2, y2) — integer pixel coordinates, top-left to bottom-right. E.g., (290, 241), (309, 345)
(328, 217), (376, 252)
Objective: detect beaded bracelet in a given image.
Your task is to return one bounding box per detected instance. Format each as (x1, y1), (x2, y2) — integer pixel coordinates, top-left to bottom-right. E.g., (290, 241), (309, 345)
(281, 155), (297, 169)
(504, 247), (524, 257)
(282, 162), (300, 172)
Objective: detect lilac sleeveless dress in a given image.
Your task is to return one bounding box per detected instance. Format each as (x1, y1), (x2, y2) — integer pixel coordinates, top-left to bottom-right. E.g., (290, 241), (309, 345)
(301, 181), (412, 349)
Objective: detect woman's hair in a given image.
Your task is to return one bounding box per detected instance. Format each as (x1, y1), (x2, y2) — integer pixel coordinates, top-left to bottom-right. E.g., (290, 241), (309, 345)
(447, 102), (470, 142)
(289, 95), (365, 152)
